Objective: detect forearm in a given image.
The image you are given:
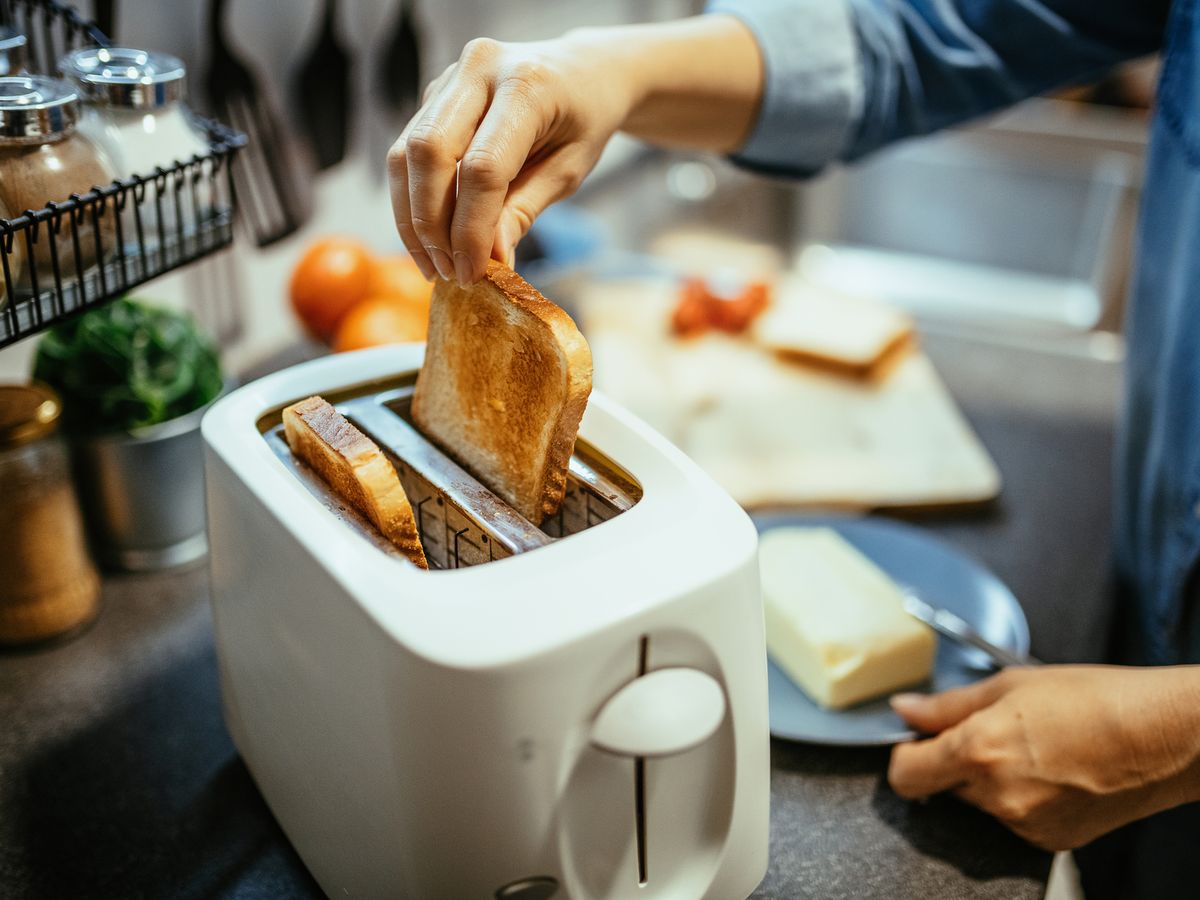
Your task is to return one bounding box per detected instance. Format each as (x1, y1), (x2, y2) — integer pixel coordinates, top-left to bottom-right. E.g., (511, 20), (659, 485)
(564, 16), (765, 154)
(1140, 666), (1200, 810)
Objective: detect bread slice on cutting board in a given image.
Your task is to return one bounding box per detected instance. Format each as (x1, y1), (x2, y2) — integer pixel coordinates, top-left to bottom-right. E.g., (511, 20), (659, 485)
(412, 261), (592, 525)
(753, 279), (916, 381)
(283, 396), (428, 569)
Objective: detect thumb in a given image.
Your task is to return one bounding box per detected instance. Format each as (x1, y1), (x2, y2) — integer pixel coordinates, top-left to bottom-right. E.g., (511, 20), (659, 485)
(492, 154), (588, 266)
(891, 673), (1012, 735)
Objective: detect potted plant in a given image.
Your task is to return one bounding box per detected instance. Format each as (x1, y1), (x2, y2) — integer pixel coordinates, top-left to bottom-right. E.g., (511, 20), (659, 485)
(33, 297), (224, 570)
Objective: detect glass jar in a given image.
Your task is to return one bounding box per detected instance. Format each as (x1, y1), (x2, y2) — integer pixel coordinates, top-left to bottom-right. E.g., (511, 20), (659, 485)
(59, 47), (212, 253)
(0, 383), (100, 645)
(0, 28), (27, 77)
(0, 76), (118, 294)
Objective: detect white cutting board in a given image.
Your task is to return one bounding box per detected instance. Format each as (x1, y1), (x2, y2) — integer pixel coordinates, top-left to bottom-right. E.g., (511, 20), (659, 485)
(579, 279), (1001, 511)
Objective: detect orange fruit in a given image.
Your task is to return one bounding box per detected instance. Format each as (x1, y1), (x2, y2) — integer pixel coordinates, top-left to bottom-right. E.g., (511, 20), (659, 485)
(290, 236), (375, 340)
(368, 254), (433, 307)
(332, 295), (429, 353)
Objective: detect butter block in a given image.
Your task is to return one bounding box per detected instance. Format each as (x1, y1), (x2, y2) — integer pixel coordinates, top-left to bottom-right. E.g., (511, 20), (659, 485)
(759, 527), (936, 709)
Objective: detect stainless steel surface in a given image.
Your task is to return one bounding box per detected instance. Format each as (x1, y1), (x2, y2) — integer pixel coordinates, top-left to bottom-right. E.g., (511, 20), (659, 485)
(0, 75), (78, 142)
(903, 592), (1038, 669)
(261, 382), (639, 570)
(59, 46), (187, 109)
(71, 399), (213, 571)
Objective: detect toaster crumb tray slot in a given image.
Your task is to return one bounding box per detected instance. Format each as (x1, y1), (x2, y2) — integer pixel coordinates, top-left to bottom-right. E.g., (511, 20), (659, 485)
(261, 384), (641, 570)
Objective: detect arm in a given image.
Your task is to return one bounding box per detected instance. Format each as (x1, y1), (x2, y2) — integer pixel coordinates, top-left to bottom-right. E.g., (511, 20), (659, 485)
(388, 0), (1168, 284)
(387, 16), (764, 285)
(888, 666), (1200, 850)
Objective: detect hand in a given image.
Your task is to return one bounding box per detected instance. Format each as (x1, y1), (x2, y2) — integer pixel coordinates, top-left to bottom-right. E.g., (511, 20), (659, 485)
(387, 32), (635, 285)
(887, 665), (1200, 850)
(387, 16), (763, 285)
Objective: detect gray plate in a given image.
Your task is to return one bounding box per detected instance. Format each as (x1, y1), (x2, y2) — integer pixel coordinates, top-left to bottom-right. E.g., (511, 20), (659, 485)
(754, 514), (1031, 747)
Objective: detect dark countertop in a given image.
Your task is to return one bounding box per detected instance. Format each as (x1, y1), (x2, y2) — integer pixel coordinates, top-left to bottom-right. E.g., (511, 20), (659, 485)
(0, 333), (1120, 899)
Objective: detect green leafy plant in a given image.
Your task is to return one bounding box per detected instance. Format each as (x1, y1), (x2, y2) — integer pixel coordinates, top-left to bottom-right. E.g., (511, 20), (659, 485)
(33, 297), (223, 433)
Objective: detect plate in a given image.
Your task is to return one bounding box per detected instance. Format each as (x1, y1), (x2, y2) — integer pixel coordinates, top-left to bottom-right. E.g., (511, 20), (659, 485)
(754, 514), (1031, 747)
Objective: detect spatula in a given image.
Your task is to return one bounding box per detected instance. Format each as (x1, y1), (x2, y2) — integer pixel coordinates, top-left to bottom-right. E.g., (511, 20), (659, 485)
(294, 0), (352, 170)
(203, 0), (309, 246)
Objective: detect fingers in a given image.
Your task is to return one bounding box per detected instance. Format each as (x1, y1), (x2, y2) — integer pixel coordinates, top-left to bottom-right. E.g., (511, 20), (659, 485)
(387, 41), (498, 281)
(888, 727), (974, 799)
(890, 672), (1015, 735)
(405, 84), (491, 280)
(447, 82), (547, 283)
(490, 148), (589, 266)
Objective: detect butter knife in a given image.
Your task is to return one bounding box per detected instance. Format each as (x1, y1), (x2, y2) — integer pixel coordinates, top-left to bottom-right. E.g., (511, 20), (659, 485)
(902, 592), (1039, 669)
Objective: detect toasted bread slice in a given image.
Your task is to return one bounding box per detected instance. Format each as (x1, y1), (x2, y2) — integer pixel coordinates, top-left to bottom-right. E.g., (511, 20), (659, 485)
(753, 280), (916, 382)
(283, 396), (428, 568)
(412, 261), (592, 524)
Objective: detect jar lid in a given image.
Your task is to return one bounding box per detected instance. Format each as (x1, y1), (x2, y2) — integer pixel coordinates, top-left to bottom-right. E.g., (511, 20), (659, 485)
(59, 47), (186, 109)
(0, 383), (61, 449)
(0, 76), (79, 143)
(0, 28), (27, 78)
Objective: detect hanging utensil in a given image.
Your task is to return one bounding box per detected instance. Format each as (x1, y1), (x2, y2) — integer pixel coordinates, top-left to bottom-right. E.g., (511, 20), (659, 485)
(373, 0), (422, 170)
(203, 0), (309, 246)
(294, 0), (352, 171)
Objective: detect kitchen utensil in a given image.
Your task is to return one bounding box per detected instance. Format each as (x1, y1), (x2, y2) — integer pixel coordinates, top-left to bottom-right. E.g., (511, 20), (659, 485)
(903, 592), (1040, 669)
(758, 514), (1030, 747)
(293, 0), (351, 170)
(93, 0), (115, 39)
(203, 0), (307, 246)
(202, 344), (770, 899)
(373, 0), (421, 166)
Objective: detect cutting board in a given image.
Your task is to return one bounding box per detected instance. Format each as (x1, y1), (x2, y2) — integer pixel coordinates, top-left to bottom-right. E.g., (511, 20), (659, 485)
(578, 278), (1001, 511)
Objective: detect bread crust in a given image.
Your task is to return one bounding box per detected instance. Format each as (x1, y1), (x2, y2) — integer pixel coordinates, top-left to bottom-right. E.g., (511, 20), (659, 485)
(412, 261), (592, 524)
(284, 396), (428, 568)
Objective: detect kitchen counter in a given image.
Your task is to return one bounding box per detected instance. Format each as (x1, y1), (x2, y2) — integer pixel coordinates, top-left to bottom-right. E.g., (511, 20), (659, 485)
(0, 333), (1120, 899)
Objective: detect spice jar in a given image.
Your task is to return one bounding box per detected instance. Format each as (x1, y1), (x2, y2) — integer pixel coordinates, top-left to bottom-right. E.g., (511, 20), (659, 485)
(60, 47), (212, 250)
(0, 76), (117, 294)
(0, 383), (100, 645)
(0, 28), (27, 77)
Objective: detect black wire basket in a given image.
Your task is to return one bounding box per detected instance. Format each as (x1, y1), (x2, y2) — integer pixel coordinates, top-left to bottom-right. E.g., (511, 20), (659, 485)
(0, 0), (246, 350)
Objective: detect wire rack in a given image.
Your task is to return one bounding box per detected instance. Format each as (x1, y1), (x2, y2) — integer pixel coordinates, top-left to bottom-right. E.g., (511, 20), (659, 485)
(0, 0), (246, 350)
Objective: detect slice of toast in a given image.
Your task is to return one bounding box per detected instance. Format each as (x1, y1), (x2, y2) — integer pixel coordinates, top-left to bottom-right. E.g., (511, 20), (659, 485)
(283, 396), (428, 569)
(412, 261), (592, 524)
(753, 280), (916, 382)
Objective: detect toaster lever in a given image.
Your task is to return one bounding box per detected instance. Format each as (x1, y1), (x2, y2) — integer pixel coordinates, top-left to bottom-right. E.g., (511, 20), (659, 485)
(591, 668), (726, 758)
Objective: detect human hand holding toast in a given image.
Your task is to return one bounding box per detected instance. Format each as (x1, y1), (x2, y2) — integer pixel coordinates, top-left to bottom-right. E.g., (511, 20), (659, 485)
(387, 16), (763, 285)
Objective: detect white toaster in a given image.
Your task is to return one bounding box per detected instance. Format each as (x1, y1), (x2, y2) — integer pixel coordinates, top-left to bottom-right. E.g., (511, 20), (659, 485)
(202, 344), (770, 900)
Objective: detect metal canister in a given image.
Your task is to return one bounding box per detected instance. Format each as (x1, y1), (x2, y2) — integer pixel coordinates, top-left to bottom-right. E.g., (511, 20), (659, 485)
(72, 396), (213, 571)
(0, 383), (100, 645)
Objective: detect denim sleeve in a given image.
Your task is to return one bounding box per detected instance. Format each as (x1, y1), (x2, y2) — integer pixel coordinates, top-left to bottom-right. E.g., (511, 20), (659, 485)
(707, 0), (1171, 176)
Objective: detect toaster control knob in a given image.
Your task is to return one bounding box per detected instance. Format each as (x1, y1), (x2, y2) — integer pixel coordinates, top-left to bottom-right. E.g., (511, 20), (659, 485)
(494, 876), (559, 899)
(591, 667), (726, 758)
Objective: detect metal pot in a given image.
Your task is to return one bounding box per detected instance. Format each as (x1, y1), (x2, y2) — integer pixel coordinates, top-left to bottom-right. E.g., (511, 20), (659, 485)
(71, 392), (221, 571)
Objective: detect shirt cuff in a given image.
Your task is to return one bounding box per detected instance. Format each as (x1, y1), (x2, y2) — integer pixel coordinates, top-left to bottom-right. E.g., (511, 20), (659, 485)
(706, 0), (863, 176)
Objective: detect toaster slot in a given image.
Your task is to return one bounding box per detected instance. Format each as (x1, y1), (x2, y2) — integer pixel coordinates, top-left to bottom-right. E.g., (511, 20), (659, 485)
(258, 379), (641, 570)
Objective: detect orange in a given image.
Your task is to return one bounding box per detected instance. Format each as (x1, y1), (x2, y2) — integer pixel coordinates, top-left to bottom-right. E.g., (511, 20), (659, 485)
(332, 294), (429, 353)
(290, 236), (375, 340)
(368, 254), (434, 307)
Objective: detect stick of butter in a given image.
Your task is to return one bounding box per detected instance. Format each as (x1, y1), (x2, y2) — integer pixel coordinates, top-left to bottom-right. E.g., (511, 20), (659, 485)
(759, 527), (936, 709)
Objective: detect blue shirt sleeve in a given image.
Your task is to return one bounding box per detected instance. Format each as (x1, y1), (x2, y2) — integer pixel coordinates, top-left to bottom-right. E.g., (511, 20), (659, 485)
(708, 0), (1170, 176)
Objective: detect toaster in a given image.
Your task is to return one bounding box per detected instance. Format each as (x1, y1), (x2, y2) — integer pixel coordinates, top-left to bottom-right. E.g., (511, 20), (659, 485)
(202, 344), (770, 900)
